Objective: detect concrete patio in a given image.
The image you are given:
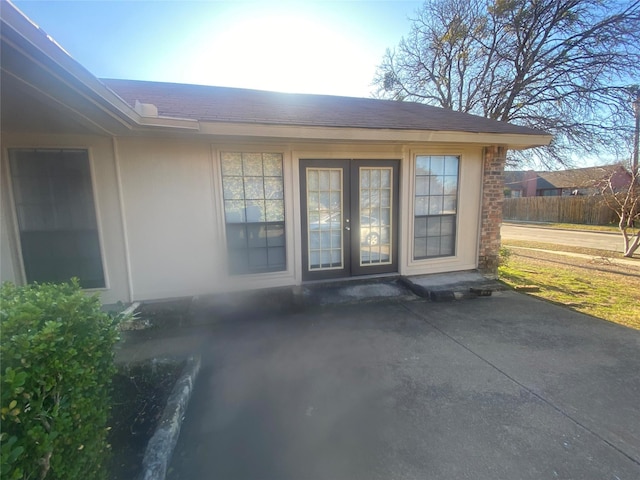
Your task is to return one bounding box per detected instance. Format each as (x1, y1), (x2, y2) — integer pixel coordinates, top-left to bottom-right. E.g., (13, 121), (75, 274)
(146, 288), (640, 480)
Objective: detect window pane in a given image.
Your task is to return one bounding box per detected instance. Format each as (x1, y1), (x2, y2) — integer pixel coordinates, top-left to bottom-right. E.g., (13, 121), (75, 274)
(249, 248), (268, 269)
(245, 201), (265, 222)
(264, 178), (283, 199)
(430, 156), (445, 175)
(330, 170), (341, 190)
(443, 195), (457, 213)
(265, 200), (284, 222)
(244, 178), (264, 199)
(308, 170), (319, 190)
(247, 224), (266, 248)
(221, 153), (243, 175)
(266, 224), (285, 247)
(263, 153), (283, 176)
(223, 177), (244, 199)
(268, 247), (286, 267)
(440, 236), (455, 256)
(319, 171), (331, 190)
(416, 176), (429, 196)
(428, 196), (443, 215)
(414, 239), (427, 258)
(381, 169), (391, 188)
(226, 224), (248, 247)
(426, 239), (441, 256)
(242, 153), (263, 176)
(415, 197), (428, 215)
(414, 217), (427, 237)
(444, 156), (459, 175)
(416, 156), (430, 175)
(429, 176), (444, 195)
(441, 216), (455, 236)
(224, 200), (246, 223)
(443, 176), (458, 195)
(427, 216), (442, 236)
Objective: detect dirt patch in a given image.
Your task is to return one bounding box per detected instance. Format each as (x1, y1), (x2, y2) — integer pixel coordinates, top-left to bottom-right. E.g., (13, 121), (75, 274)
(108, 360), (184, 480)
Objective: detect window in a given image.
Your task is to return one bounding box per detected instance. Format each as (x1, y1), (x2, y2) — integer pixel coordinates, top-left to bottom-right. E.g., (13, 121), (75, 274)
(9, 149), (105, 288)
(221, 152), (286, 274)
(413, 155), (459, 259)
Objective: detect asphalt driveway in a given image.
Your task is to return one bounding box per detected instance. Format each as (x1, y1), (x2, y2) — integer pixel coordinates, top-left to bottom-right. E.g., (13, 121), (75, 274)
(167, 291), (640, 480)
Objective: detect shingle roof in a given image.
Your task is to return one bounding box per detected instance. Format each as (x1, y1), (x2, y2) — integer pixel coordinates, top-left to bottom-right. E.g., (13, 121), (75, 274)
(101, 79), (548, 136)
(537, 165), (624, 188)
(504, 171), (526, 187)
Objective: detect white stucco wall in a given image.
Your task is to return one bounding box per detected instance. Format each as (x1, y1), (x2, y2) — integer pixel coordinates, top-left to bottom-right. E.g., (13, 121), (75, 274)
(115, 137), (225, 301)
(2, 132), (486, 303)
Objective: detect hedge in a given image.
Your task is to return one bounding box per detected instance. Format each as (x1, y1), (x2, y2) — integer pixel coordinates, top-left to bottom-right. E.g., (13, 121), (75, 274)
(0, 280), (120, 480)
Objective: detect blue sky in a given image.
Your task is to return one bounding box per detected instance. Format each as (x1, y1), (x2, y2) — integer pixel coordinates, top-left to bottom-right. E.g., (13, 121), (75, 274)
(13, 0), (423, 97)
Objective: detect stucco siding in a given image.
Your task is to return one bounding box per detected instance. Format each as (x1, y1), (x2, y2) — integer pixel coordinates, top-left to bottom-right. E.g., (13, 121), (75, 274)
(2, 133), (486, 303)
(116, 138), (223, 301)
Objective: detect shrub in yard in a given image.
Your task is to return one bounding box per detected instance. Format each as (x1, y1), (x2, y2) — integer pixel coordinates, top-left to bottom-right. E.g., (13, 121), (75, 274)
(499, 246), (511, 266)
(0, 280), (120, 480)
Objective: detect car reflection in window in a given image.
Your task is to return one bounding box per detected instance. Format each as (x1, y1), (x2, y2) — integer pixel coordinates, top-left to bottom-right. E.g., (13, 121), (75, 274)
(309, 213), (386, 246)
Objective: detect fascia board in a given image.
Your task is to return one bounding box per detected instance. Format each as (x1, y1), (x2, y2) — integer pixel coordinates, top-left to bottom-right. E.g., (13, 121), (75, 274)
(197, 121), (553, 148)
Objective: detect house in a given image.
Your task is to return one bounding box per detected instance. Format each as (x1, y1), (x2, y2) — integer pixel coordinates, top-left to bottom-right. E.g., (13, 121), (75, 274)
(505, 165), (632, 197)
(0, 1), (552, 305)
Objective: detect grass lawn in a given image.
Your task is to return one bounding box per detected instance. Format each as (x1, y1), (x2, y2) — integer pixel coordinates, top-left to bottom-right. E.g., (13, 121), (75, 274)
(499, 241), (640, 330)
(504, 222), (622, 233)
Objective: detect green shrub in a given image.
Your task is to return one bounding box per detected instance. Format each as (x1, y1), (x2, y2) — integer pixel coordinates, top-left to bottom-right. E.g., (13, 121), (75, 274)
(499, 246), (512, 266)
(0, 280), (120, 480)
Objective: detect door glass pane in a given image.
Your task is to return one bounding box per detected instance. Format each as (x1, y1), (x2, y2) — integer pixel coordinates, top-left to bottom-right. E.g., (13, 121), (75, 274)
(307, 168), (343, 270)
(359, 167), (392, 266)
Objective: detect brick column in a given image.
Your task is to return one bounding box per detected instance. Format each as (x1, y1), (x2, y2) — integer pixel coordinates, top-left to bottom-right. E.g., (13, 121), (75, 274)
(478, 145), (506, 275)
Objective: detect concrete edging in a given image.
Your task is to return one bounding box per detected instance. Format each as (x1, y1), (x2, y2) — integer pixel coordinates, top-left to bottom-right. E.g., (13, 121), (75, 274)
(141, 354), (201, 480)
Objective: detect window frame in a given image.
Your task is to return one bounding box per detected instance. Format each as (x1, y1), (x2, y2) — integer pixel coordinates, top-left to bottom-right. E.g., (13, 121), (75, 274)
(7, 148), (106, 289)
(219, 151), (287, 275)
(412, 154), (460, 260)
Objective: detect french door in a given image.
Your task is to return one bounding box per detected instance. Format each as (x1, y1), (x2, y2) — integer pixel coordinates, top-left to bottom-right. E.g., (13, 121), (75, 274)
(300, 159), (399, 281)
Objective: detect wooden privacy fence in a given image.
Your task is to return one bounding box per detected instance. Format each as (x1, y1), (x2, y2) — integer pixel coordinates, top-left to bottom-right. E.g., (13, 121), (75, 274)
(503, 196), (618, 225)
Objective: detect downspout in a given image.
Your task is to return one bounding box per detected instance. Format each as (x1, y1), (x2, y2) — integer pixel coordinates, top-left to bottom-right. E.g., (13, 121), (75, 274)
(112, 136), (135, 303)
(476, 148), (487, 271)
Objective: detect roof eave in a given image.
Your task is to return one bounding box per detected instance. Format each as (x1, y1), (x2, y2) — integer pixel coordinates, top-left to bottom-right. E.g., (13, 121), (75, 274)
(196, 121), (553, 148)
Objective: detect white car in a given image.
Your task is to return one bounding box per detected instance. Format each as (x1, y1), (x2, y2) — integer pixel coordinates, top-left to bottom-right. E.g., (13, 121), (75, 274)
(310, 213), (386, 246)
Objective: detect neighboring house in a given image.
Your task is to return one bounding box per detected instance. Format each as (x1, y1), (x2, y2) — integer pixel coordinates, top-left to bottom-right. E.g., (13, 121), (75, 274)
(505, 165), (632, 197)
(0, 2), (551, 304)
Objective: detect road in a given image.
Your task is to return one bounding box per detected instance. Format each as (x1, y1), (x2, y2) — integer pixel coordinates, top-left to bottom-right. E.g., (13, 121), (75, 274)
(501, 223), (623, 253)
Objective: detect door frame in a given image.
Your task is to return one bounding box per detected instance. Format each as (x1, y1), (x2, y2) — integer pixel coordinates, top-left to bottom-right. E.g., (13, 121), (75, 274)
(299, 159), (399, 281)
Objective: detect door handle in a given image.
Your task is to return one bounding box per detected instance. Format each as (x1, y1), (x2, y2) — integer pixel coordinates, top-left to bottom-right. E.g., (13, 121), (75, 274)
(345, 226), (351, 231)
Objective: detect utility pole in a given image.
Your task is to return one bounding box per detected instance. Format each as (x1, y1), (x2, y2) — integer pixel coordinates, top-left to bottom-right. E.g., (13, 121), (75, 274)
(633, 94), (640, 174)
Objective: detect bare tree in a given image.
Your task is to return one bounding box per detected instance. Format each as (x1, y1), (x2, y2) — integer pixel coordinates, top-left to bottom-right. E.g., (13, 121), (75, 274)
(374, 0), (640, 168)
(600, 167), (640, 257)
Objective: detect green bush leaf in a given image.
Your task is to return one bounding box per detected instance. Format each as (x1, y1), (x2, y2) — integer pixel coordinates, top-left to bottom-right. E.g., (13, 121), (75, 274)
(0, 281), (121, 480)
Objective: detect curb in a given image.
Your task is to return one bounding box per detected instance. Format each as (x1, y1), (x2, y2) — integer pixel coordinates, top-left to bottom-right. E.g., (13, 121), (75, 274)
(140, 355), (201, 480)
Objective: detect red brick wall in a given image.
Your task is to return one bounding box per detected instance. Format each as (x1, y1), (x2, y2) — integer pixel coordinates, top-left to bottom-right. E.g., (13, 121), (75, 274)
(478, 146), (506, 274)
